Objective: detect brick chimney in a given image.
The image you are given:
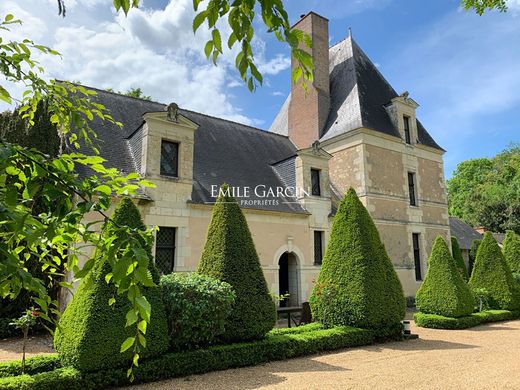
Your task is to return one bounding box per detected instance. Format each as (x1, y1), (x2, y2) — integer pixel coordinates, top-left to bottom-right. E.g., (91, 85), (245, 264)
(288, 12), (330, 149)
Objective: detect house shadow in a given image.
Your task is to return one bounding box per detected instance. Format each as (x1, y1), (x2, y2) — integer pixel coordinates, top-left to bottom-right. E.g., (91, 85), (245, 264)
(470, 325), (518, 332)
(359, 337), (478, 353)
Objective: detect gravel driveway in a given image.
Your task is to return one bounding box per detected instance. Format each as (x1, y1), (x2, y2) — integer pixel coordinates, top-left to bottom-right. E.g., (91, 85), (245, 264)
(128, 320), (520, 390)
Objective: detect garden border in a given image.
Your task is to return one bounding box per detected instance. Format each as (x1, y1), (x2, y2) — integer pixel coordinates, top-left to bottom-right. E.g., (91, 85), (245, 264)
(0, 323), (402, 389)
(414, 310), (520, 330)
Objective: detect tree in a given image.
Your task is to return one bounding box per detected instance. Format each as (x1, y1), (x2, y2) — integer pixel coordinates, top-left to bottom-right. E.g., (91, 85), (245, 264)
(198, 184), (276, 342)
(309, 188), (405, 329)
(451, 237), (469, 281)
(54, 198), (169, 371)
(468, 232), (520, 310)
(416, 236), (474, 317)
(461, 0), (508, 15)
(447, 145), (520, 234)
(503, 230), (520, 274)
(106, 87), (152, 101)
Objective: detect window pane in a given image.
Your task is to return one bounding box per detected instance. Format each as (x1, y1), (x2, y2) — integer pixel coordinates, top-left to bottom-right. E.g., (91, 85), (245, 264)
(404, 116), (411, 144)
(314, 231), (323, 265)
(408, 172), (416, 206)
(160, 141), (179, 177)
(413, 233), (422, 281)
(311, 169), (321, 196)
(155, 227), (176, 275)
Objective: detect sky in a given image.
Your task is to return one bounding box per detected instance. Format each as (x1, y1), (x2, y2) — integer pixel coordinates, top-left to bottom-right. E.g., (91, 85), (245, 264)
(1, 0), (519, 178)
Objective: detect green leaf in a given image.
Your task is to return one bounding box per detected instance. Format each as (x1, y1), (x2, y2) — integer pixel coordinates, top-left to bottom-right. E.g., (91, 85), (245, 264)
(212, 29), (222, 53)
(135, 295), (151, 322)
(137, 319), (147, 334)
(0, 85), (12, 104)
(108, 297), (116, 306)
(5, 14), (14, 22)
(120, 336), (135, 353)
(193, 11), (207, 32)
(204, 40), (214, 59)
(126, 309), (138, 326)
(94, 185), (111, 195)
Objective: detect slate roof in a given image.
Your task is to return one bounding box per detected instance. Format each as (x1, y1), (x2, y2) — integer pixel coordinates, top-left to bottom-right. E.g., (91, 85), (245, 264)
(269, 36), (443, 150)
(449, 217), (482, 250)
(77, 86), (306, 214)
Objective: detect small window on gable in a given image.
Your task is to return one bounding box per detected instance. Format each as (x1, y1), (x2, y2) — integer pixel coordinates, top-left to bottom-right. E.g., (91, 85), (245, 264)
(160, 140), (179, 177)
(311, 168), (321, 196)
(404, 115), (411, 144)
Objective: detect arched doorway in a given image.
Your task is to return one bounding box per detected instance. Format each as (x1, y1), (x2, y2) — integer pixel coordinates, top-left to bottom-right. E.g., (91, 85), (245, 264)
(278, 252), (299, 307)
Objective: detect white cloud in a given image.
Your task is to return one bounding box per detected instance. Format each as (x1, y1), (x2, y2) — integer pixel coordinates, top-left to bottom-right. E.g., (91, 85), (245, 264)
(258, 54), (291, 75)
(0, 0), (285, 125)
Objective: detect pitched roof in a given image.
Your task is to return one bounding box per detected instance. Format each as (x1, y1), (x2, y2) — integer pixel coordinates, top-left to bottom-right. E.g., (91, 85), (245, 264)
(77, 87), (306, 214)
(449, 217), (482, 250)
(269, 36), (443, 150)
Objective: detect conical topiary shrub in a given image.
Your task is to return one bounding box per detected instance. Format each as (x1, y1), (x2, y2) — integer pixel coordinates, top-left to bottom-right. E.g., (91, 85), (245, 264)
(451, 236), (469, 281)
(309, 188), (405, 329)
(416, 236), (474, 317)
(54, 198), (169, 371)
(468, 232), (520, 310)
(198, 184), (276, 342)
(503, 230), (520, 273)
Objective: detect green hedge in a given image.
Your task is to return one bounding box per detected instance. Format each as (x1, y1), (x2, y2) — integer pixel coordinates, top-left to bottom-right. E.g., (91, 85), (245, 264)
(468, 232), (520, 310)
(54, 198), (169, 372)
(503, 230), (520, 273)
(198, 184), (276, 342)
(160, 273), (235, 350)
(415, 236), (474, 318)
(414, 310), (520, 330)
(0, 355), (60, 379)
(451, 237), (469, 281)
(310, 188), (405, 329)
(0, 324), (402, 389)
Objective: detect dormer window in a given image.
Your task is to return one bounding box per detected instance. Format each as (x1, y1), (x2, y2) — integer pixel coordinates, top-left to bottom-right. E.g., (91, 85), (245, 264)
(311, 168), (321, 196)
(160, 140), (179, 177)
(403, 115), (411, 144)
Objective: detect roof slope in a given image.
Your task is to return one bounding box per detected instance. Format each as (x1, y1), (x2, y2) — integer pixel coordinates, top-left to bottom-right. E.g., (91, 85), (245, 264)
(449, 217), (482, 250)
(269, 36), (442, 150)
(77, 87), (305, 214)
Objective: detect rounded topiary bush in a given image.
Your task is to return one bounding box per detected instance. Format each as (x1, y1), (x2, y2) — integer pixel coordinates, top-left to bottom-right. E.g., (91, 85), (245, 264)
(309, 187), (406, 329)
(469, 232), (520, 310)
(54, 198), (169, 372)
(416, 236), (474, 317)
(198, 184), (277, 342)
(451, 236), (469, 281)
(160, 273), (235, 350)
(503, 230), (520, 274)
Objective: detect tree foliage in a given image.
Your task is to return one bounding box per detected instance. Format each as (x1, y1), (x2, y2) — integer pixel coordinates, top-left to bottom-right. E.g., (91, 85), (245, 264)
(198, 184), (276, 342)
(416, 237), (474, 318)
(309, 188), (405, 329)
(461, 0), (508, 15)
(468, 232), (520, 310)
(447, 144), (520, 234)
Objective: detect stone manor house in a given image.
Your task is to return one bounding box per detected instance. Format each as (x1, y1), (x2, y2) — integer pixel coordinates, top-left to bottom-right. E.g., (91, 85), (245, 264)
(82, 12), (450, 303)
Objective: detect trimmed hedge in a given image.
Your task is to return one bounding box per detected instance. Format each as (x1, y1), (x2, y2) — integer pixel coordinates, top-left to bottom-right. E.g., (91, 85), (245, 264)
(160, 273), (235, 350)
(0, 355), (60, 378)
(0, 324), (402, 389)
(469, 239), (481, 276)
(54, 198), (169, 372)
(503, 230), (520, 273)
(198, 184), (276, 342)
(415, 236), (474, 318)
(414, 309), (520, 330)
(468, 232), (520, 310)
(451, 236), (469, 281)
(310, 188), (406, 329)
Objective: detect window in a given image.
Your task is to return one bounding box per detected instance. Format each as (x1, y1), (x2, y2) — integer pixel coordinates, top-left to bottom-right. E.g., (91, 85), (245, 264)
(408, 172), (417, 206)
(160, 140), (179, 177)
(314, 231), (324, 265)
(311, 169), (321, 196)
(155, 227), (176, 274)
(403, 115), (411, 144)
(413, 233), (422, 281)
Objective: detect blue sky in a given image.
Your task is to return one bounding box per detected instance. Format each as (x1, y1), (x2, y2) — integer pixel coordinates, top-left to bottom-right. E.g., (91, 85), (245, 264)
(1, 0), (519, 177)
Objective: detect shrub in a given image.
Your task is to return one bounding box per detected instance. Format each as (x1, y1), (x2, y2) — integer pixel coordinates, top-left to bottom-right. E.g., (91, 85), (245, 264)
(414, 310), (520, 330)
(451, 236), (469, 280)
(0, 324), (400, 389)
(54, 198), (169, 372)
(415, 236), (474, 317)
(473, 288), (491, 312)
(160, 273), (235, 350)
(503, 230), (520, 273)
(469, 239), (481, 276)
(198, 184), (276, 342)
(468, 232), (520, 310)
(0, 355), (60, 378)
(309, 188), (406, 329)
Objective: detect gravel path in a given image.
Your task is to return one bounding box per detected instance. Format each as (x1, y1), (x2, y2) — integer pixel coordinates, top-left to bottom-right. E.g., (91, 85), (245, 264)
(128, 320), (520, 390)
(0, 334), (54, 362)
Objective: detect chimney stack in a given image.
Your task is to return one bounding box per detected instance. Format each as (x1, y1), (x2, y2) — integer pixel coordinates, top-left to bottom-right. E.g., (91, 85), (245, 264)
(288, 12), (330, 149)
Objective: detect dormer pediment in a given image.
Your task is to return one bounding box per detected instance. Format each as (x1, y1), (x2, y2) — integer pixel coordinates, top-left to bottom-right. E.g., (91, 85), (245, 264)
(143, 110), (199, 131)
